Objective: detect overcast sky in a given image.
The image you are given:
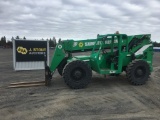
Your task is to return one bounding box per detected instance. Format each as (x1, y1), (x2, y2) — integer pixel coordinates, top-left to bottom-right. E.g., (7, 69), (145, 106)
(0, 0), (160, 42)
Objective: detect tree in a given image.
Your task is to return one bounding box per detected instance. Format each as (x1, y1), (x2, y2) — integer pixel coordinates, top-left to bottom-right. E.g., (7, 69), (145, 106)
(1, 36), (6, 46)
(153, 41), (160, 47)
(53, 37), (57, 47)
(0, 37), (3, 46)
(4, 36), (6, 41)
(16, 36), (19, 39)
(11, 36), (14, 40)
(6, 40), (12, 48)
(23, 36), (26, 40)
(58, 38), (61, 43)
(0, 36), (13, 47)
(49, 39), (54, 47)
(1, 37), (4, 41)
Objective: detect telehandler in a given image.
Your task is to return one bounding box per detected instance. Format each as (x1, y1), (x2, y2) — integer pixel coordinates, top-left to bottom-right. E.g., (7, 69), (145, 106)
(44, 33), (153, 89)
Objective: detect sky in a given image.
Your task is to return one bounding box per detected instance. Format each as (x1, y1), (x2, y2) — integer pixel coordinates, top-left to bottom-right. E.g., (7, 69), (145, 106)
(0, 0), (160, 42)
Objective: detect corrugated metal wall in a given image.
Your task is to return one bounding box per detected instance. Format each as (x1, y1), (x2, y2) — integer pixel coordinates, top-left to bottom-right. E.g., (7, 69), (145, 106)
(153, 47), (160, 52)
(15, 62), (45, 70)
(13, 39), (49, 71)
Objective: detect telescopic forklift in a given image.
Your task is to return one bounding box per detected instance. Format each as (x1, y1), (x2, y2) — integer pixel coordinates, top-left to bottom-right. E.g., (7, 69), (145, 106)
(44, 33), (153, 89)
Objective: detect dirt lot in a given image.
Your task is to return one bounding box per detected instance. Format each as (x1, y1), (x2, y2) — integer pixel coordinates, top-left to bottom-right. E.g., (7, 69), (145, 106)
(0, 49), (160, 120)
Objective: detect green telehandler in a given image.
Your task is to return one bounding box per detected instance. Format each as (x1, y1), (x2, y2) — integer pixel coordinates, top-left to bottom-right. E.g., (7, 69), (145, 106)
(44, 33), (153, 89)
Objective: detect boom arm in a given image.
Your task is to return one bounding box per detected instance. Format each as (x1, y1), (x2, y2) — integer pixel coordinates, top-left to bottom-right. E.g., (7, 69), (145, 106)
(49, 39), (98, 73)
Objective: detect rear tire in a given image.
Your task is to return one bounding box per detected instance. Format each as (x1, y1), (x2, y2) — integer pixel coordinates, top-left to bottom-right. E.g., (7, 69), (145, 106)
(126, 60), (150, 85)
(63, 60), (92, 89)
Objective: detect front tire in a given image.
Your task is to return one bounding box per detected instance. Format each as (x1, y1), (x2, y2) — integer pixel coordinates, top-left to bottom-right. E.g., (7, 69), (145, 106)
(63, 60), (92, 89)
(57, 57), (68, 76)
(126, 60), (150, 85)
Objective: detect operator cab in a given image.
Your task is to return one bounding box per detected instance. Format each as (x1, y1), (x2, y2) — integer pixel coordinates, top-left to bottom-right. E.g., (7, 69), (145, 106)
(90, 34), (128, 74)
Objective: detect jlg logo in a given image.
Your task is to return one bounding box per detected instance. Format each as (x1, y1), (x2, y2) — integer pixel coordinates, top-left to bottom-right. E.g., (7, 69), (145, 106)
(17, 46), (28, 54)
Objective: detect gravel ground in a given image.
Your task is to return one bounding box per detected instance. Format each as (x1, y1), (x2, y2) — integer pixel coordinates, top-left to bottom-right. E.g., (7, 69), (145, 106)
(0, 49), (160, 120)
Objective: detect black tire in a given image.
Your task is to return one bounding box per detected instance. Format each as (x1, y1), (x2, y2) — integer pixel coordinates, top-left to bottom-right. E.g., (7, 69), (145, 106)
(57, 57), (68, 76)
(126, 60), (150, 85)
(63, 60), (92, 89)
(122, 66), (127, 72)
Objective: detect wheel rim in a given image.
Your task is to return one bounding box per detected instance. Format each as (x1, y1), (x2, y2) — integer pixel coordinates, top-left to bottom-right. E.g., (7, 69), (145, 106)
(134, 66), (146, 79)
(71, 67), (86, 81)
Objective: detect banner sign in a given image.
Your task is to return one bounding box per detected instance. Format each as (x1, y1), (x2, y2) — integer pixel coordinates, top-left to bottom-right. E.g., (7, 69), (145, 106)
(15, 40), (47, 62)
